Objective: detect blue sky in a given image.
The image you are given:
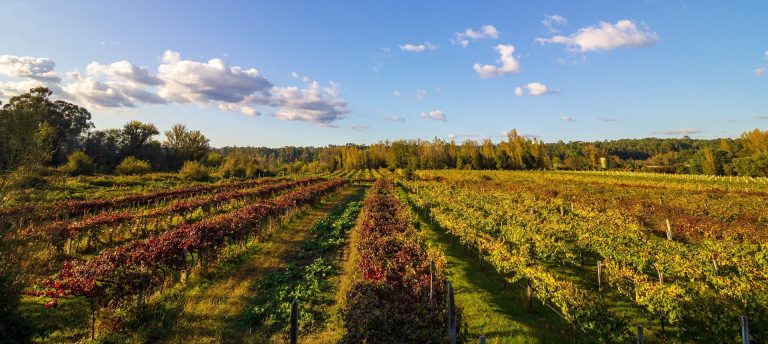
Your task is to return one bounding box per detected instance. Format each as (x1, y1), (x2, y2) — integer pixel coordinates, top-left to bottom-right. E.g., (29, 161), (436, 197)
(1, 1), (766, 147)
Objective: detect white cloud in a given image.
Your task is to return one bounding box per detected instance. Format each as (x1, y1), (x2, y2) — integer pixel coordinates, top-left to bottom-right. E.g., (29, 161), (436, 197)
(452, 25), (499, 47)
(419, 110), (447, 121)
(0, 55), (61, 82)
(0, 80), (46, 98)
(218, 103), (260, 116)
(654, 128), (702, 135)
(561, 115), (575, 122)
(598, 116), (616, 122)
(755, 67), (766, 77)
(473, 44), (521, 78)
(349, 125), (369, 131)
(516, 82), (558, 96)
(271, 79), (349, 124)
(0, 51), (351, 125)
(384, 115), (405, 122)
(63, 72), (167, 108)
(399, 42), (438, 52)
(157, 50), (273, 104)
(753, 115), (768, 120)
(536, 19), (659, 52)
(86, 61), (161, 85)
(542, 14), (568, 32)
(393, 89), (429, 101)
(415, 89), (427, 101)
(291, 71), (312, 83)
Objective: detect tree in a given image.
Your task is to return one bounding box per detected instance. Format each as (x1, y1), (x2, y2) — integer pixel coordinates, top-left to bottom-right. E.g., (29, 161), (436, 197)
(164, 124), (210, 169)
(741, 129), (768, 155)
(733, 154), (768, 177)
(119, 121), (159, 159)
(0, 96), (56, 172)
(82, 129), (122, 172)
(1, 87), (93, 165)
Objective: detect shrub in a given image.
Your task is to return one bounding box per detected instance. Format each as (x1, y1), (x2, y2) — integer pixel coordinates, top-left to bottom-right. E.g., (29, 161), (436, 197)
(8, 165), (48, 189)
(203, 152), (223, 167)
(178, 161), (210, 181)
(62, 151), (95, 176)
(115, 156), (151, 175)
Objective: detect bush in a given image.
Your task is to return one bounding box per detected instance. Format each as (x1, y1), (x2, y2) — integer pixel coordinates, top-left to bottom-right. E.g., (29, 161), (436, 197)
(178, 161), (210, 181)
(8, 165), (48, 189)
(62, 151), (95, 176)
(115, 156), (151, 175)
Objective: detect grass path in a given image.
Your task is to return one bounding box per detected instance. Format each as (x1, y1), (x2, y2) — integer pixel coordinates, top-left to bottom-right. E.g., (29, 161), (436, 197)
(399, 188), (578, 344)
(154, 186), (365, 344)
(300, 186), (368, 343)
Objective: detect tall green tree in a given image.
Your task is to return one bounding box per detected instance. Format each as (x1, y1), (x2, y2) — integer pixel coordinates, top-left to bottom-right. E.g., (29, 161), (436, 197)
(0, 87), (92, 165)
(164, 124), (210, 169)
(119, 121), (159, 159)
(0, 101), (56, 172)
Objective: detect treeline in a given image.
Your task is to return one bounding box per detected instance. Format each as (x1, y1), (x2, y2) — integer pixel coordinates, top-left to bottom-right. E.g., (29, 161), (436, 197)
(247, 130), (768, 177)
(3, 87), (768, 180)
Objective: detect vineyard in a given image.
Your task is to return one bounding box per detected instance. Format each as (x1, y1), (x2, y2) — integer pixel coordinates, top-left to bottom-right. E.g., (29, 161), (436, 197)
(404, 170), (767, 343)
(3, 169), (764, 343)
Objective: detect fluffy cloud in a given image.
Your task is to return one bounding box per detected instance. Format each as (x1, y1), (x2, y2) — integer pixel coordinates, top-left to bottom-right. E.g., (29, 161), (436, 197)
(452, 25), (499, 47)
(87, 61), (161, 85)
(384, 115), (405, 122)
(218, 103), (260, 116)
(0, 51), (352, 125)
(756, 68), (766, 77)
(349, 125), (369, 131)
(536, 19), (659, 52)
(542, 14), (568, 32)
(415, 89), (427, 100)
(0, 80), (46, 98)
(515, 82), (558, 96)
(393, 90), (401, 97)
(654, 128), (702, 135)
(560, 115), (575, 122)
(419, 110), (446, 121)
(63, 72), (168, 108)
(0, 55), (61, 82)
(271, 79), (349, 124)
(399, 42), (438, 52)
(157, 50), (273, 104)
(474, 44), (521, 78)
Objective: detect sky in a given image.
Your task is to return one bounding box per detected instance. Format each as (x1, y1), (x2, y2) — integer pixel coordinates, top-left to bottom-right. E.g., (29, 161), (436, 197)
(0, 1), (767, 147)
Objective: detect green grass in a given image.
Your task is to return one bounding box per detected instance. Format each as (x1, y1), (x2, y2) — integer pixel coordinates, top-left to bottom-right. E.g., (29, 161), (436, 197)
(240, 195), (365, 343)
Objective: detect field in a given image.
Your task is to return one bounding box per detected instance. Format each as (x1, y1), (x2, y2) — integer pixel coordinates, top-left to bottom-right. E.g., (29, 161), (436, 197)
(3, 169), (764, 343)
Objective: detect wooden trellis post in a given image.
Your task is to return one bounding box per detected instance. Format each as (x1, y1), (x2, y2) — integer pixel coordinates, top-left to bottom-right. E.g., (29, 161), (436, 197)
(429, 260), (435, 305)
(597, 260), (603, 292)
(742, 315), (750, 344)
(290, 299), (298, 344)
(447, 280), (457, 344)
